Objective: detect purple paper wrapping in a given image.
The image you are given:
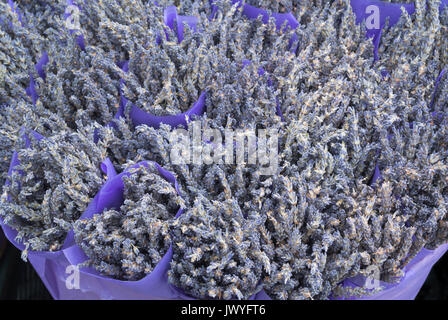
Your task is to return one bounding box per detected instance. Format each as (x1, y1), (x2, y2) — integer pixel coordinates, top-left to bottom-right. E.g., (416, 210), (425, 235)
(128, 92), (207, 129)
(61, 160), (262, 300)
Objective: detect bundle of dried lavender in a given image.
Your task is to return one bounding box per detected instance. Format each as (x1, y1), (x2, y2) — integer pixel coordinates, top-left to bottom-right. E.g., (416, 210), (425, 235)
(0, 126), (107, 255)
(0, 98), (70, 187)
(0, 0), (74, 185)
(198, 1), (295, 129)
(375, 107), (448, 251)
(266, 0), (381, 124)
(377, 0), (447, 121)
(36, 34), (123, 129)
(122, 27), (205, 116)
(121, 0), (294, 120)
(73, 0), (164, 61)
(0, 1), (42, 106)
(74, 163), (185, 280)
(14, 0), (67, 44)
(254, 115), (378, 299)
(169, 195), (270, 299)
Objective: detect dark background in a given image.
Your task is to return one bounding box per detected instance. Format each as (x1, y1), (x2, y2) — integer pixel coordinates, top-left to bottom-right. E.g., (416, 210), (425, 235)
(0, 240), (447, 300)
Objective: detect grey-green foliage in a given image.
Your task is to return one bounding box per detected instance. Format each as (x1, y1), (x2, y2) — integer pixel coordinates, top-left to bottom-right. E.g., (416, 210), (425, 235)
(0, 98), (70, 187)
(199, 0), (294, 129)
(254, 116), (379, 299)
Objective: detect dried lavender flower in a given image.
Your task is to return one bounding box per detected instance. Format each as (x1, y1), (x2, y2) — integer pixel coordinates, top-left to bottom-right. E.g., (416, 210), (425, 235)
(37, 40), (123, 129)
(74, 162), (184, 280)
(169, 195), (268, 300)
(0, 125), (107, 254)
